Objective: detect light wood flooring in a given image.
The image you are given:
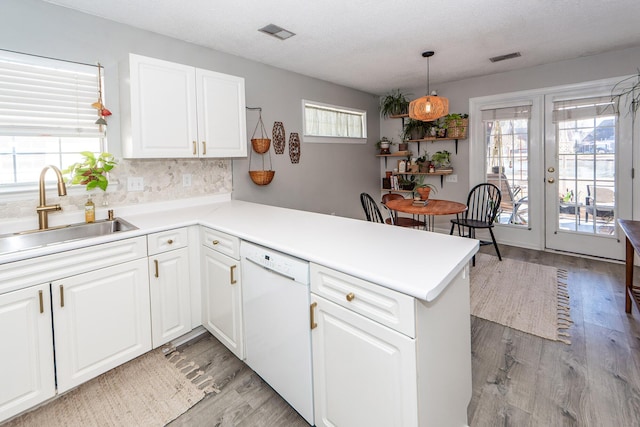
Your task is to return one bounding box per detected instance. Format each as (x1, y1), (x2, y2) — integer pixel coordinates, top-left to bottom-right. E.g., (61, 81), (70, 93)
(169, 245), (640, 427)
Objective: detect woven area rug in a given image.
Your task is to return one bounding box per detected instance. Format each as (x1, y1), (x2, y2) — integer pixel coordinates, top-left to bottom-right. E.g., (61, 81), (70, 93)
(5, 346), (215, 427)
(470, 253), (572, 344)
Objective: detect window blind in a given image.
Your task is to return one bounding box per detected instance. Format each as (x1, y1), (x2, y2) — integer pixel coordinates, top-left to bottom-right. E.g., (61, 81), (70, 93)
(0, 58), (104, 137)
(552, 96), (616, 123)
(481, 104), (532, 121)
(304, 102), (365, 139)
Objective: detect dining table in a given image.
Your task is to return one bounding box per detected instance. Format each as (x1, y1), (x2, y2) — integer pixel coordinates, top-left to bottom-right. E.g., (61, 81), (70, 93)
(385, 198), (468, 231)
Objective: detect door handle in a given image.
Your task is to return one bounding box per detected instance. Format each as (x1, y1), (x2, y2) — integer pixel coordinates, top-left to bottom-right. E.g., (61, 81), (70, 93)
(39, 290), (44, 314)
(230, 265), (237, 284)
(154, 259), (159, 278)
(59, 285), (64, 308)
(548, 177), (555, 183)
(202, 141), (206, 155)
(310, 302), (318, 329)
(192, 141), (197, 155)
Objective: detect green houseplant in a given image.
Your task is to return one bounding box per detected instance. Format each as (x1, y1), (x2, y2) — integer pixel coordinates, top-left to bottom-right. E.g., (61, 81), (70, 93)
(431, 150), (452, 169)
(63, 151), (117, 191)
(380, 89), (411, 118)
(412, 174), (437, 200)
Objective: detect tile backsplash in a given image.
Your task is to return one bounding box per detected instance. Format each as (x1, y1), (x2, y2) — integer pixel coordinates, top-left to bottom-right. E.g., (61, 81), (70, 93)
(0, 158), (232, 221)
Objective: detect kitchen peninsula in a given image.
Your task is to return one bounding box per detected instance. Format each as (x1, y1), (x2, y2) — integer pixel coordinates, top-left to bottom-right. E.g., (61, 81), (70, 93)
(0, 197), (478, 426)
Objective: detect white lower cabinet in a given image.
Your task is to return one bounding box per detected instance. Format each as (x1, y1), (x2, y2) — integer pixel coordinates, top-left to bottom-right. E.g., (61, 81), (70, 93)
(201, 245), (243, 359)
(52, 258), (151, 393)
(149, 247), (191, 348)
(311, 293), (418, 427)
(0, 284), (55, 422)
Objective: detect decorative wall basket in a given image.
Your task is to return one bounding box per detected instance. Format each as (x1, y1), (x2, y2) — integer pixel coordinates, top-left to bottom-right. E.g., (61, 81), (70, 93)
(251, 110), (271, 154)
(249, 170), (275, 185)
(289, 132), (300, 164)
(273, 121), (286, 154)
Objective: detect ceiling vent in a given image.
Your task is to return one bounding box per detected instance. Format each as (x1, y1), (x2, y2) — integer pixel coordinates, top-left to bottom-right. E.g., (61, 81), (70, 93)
(489, 52), (521, 63)
(259, 24), (295, 40)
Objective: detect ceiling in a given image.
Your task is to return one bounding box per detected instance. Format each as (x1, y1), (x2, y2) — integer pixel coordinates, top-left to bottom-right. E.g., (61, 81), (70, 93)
(43, 0), (640, 95)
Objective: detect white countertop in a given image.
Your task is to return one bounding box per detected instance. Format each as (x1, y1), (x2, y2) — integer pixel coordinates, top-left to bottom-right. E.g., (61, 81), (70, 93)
(1, 197), (478, 302)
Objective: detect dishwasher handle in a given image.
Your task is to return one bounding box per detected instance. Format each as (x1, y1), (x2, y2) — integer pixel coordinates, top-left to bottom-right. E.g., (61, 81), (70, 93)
(244, 257), (297, 281)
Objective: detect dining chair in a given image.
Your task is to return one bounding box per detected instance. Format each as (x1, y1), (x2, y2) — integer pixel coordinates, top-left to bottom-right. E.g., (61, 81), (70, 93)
(486, 173), (528, 224)
(381, 193), (425, 228)
(585, 185), (615, 223)
(450, 183), (502, 266)
(360, 192), (385, 223)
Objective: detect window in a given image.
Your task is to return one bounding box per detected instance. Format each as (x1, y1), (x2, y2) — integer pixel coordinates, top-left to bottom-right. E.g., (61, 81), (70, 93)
(0, 52), (105, 187)
(302, 100), (366, 143)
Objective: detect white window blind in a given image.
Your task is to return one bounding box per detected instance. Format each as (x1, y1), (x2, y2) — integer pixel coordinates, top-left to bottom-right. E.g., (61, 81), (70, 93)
(0, 55), (104, 137)
(552, 96), (616, 122)
(303, 100), (366, 142)
(481, 104), (532, 121)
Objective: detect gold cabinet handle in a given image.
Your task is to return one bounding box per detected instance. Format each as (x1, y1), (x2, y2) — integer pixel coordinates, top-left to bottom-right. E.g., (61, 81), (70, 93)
(310, 302), (318, 329)
(230, 265), (237, 284)
(192, 141), (197, 155)
(167, 239), (173, 245)
(59, 285), (64, 308)
(212, 240), (219, 245)
(346, 292), (355, 302)
(154, 259), (159, 278)
(39, 290), (44, 314)
(202, 141), (207, 155)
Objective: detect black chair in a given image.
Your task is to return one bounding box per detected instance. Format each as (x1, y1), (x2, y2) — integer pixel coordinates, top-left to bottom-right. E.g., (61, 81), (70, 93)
(360, 192), (385, 223)
(450, 183), (502, 265)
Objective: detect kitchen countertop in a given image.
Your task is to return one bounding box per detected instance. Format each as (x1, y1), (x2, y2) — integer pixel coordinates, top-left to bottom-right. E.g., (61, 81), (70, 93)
(1, 197), (478, 302)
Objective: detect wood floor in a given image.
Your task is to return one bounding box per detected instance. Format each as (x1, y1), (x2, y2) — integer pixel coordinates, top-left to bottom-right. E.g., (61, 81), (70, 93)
(169, 245), (640, 427)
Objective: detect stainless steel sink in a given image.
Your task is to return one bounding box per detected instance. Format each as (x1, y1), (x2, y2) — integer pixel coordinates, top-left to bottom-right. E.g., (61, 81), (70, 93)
(0, 218), (138, 255)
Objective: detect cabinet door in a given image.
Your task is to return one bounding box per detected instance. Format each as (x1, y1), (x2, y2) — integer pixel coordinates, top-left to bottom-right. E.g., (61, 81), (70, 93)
(128, 54), (198, 158)
(0, 285), (55, 423)
(196, 68), (247, 158)
(149, 247), (191, 348)
(311, 294), (418, 427)
(52, 258), (151, 393)
(201, 246), (243, 359)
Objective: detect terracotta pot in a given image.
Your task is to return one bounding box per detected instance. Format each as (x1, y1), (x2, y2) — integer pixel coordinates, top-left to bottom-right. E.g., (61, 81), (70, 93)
(415, 186), (432, 201)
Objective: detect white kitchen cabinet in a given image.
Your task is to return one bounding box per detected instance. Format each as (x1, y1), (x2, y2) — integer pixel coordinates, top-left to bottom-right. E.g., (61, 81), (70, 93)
(201, 245), (243, 359)
(52, 258), (151, 393)
(0, 284), (55, 422)
(149, 247), (191, 348)
(311, 295), (418, 427)
(122, 53), (247, 159)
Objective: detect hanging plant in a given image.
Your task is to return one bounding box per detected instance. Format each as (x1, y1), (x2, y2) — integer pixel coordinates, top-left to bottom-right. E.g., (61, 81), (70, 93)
(611, 69), (640, 116)
(63, 151), (117, 191)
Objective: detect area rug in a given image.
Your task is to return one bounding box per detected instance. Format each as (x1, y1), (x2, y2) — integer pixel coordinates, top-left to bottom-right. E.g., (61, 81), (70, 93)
(4, 346), (216, 427)
(470, 253), (572, 344)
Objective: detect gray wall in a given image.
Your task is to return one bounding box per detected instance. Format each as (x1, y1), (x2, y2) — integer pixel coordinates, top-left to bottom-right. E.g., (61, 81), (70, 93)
(0, 0), (380, 220)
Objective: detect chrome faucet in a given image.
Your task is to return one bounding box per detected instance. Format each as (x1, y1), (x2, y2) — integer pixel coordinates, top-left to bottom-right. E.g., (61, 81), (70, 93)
(36, 165), (67, 230)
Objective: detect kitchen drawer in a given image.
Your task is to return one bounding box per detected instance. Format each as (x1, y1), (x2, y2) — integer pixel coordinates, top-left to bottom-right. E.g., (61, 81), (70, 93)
(147, 227), (188, 255)
(311, 263), (415, 338)
(200, 227), (239, 260)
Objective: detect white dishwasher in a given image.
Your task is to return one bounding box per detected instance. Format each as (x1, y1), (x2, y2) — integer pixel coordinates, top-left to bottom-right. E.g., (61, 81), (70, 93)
(241, 241), (314, 425)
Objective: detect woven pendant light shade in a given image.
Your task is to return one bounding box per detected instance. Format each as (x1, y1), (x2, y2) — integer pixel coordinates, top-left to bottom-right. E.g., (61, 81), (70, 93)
(409, 95), (449, 121)
(408, 50), (449, 122)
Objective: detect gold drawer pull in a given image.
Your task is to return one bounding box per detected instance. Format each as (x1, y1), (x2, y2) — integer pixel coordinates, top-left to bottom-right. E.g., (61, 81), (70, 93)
(167, 239), (173, 245)
(202, 141), (207, 155)
(310, 302), (318, 329)
(154, 259), (159, 278)
(212, 240), (219, 245)
(39, 290), (44, 314)
(346, 292), (355, 302)
(60, 285), (64, 308)
(192, 141), (197, 155)
(230, 265), (237, 284)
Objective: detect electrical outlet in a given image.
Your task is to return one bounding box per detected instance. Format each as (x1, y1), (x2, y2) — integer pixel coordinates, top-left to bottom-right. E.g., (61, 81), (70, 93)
(182, 174), (192, 187)
(127, 176), (144, 192)
(445, 174), (458, 183)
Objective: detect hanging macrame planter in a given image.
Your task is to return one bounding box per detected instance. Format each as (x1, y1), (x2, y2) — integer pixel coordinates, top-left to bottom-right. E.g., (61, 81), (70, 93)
(248, 109), (275, 185)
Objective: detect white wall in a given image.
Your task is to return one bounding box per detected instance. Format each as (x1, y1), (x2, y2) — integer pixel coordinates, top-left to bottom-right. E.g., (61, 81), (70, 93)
(0, 0), (380, 223)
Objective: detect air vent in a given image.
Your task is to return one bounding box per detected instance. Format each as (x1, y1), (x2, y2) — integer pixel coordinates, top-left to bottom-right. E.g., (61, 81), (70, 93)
(489, 52), (521, 63)
(259, 24), (295, 40)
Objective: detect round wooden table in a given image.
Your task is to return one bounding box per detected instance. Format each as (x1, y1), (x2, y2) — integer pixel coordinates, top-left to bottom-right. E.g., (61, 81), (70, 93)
(385, 198), (467, 231)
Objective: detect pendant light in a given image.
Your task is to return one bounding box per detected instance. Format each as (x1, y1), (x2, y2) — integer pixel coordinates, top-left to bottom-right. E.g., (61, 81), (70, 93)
(409, 51), (449, 122)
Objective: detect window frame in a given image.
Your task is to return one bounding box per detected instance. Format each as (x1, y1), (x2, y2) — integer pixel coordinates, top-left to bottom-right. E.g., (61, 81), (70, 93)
(301, 99), (367, 144)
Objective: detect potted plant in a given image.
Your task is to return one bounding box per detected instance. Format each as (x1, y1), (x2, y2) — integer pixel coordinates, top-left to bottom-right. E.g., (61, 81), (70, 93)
(398, 176), (415, 191)
(376, 137), (395, 154)
(403, 119), (427, 141)
(412, 175), (437, 200)
(431, 150), (452, 169)
(444, 113), (469, 138)
(379, 89), (411, 118)
(416, 152), (431, 172)
(63, 151), (117, 191)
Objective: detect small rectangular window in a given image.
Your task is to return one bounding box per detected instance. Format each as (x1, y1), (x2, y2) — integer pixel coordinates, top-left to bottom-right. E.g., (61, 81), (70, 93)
(0, 51), (106, 188)
(302, 100), (366, 143)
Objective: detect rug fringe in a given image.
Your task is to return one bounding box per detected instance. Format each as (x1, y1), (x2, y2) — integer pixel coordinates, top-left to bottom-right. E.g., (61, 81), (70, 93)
(556, 269), (572, 345)
(162, 344), (221, 395)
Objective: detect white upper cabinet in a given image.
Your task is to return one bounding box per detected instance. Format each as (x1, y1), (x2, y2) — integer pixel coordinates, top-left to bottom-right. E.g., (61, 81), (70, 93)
(122, 54), (247, 159)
